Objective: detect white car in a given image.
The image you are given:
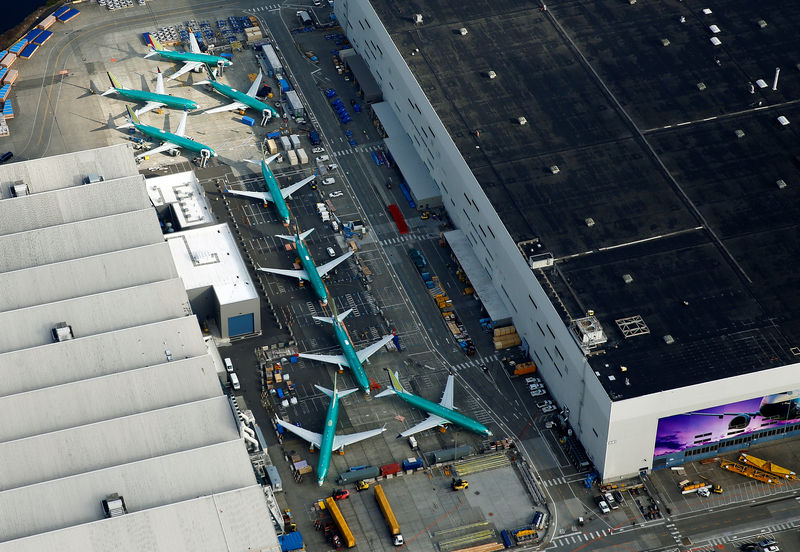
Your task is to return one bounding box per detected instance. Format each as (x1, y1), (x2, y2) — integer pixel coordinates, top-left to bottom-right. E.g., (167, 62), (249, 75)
(312, 147), (325, 154)
(326, 246), (336, 257)
(536, 400), (553, 409)
(598, 500), (610, 514)
(761, 547), (779, 552)
(315, 155), (330, 163)
(322, 177), (336, 186)
(326, 163), (339, 171)
(528, 383), (544, 390)
(328, 190), (343, 198)
(530, 389), (546, 397)
(541, 405), (557, 413)
(525, 377), (541, 384)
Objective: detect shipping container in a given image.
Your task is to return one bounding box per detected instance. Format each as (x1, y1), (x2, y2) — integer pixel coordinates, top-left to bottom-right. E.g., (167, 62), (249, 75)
(290, 134), (301, 148)
(278, 531), (304, 552)
(296, 148), (308, 164)
(278, 78), (290, 93)
(23, 29), (42, 44)
(57, 8), (81, 23)
(266, 138), (278, 154)
(287, 150), (298, 166)
(8, 40), (27, 55)
(380, 463), (401, 477)
(428, 445), (472, 464)
(2, 99), (14, 119)
(261, 44), (283, 75)
(20, 44), (40, 59)
(402, 457), (423, 470)
(33, 30), (53, 46)
(0, 85), (11, 101)
(280, 135), (291, 150)
(512, 361), (536, 376)
(338, 466), (380, 484)
(241, 116), (255, 126)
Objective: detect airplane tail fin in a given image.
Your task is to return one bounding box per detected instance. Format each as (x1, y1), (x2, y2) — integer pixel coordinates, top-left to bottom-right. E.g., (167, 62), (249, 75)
(147, 35), (164, 54)
(116, 106), (140, 129)
(311, 308), (352, 326)
(102, 72), (121, 96)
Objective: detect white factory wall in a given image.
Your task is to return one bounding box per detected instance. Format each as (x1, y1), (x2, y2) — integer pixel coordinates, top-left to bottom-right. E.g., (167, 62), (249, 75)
(337, 0), (616, 474)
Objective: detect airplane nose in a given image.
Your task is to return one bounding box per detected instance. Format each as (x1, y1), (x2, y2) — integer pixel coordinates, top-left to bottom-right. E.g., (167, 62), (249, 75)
(317, 480), (324, 486)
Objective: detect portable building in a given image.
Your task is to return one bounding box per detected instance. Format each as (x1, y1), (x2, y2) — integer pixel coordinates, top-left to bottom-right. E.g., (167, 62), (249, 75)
(3, 69), (18, 85)
(38, 15), (56, 30)
(1, 53), (16, 68)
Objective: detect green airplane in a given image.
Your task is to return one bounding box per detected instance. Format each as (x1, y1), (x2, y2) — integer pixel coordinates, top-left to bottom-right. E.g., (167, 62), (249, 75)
(376, 370), (493, 437)
(197, 69), (279, 121)
(274, 375), (386, 486)
(258, 227), (353, 305)
(145, 31), (232, 81)
(118, 105), (216, 161)
(102, 68), (197, 116)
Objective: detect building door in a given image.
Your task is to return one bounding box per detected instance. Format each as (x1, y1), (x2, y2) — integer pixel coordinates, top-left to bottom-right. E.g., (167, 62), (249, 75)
(228, 313), (254, 337)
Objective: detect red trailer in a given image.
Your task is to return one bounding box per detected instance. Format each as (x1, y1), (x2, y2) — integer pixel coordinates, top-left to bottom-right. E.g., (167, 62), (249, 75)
(387, 204), (409, 234)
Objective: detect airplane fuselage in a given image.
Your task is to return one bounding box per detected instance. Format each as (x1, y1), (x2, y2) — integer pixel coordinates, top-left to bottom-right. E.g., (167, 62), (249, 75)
(116, 87), (198, 111)
(333, 322), (371, 393)
(296, 238), (329, 304)
(261, 161), (291, 224)
(205, 79), (279, 117)
(133, 121), (216, 156)
(155, 49), (231, 67)
(396, 389), (491, 436)
(316, 392), (340, 485)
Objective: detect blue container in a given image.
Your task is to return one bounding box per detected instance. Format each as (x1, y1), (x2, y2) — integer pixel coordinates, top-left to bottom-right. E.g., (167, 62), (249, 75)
(278, 79), (290, 92)
(289, 355), (299, 363)
(267, 130), (281, 139)
(276, 388), (284, 399)
(279, 532), (304, 552)
(402, 457), (423, 470)
(242, 116), (255, 126)
(221, 52), (233, 60)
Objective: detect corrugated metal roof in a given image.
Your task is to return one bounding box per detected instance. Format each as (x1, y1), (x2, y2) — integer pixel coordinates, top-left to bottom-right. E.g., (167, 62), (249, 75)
(0, 318), (209, 398)
(0, 486), (280, 552)
(0, 144), (138, 199)
(0, 397), (239, 491)
(0, 243), (177, 312)
(0, 278), (192, 354)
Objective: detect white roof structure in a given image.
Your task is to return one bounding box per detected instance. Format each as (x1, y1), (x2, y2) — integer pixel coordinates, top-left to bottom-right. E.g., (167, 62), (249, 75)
(0, 145), (279, 552)
(167, 223), (259, 305)
(146, 171), (215, 229)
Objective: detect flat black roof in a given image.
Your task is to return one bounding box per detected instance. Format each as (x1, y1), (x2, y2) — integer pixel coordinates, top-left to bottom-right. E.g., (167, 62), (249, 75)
(370, 0), (800, 399)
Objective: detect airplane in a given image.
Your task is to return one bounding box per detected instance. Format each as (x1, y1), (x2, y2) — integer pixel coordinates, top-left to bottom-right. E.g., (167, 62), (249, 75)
(258, 228), (353, 305)
(196, 69), (280, 120)
(224, 154), (313, 225)
(376, 370), (493, 438)
(275, 375), (386, 486)
(684, 390), (800, 432)
(118, 105), (216, 160)
(144, 31), (232, 81)
(299, 308), (394, 394)
(101, 68), (198, 116)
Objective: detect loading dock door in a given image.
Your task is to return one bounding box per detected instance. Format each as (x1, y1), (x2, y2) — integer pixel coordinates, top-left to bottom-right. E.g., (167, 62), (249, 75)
(228, 313), (254, 337)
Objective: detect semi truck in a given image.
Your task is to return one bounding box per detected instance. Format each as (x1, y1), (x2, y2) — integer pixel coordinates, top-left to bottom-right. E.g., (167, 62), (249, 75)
(374, 484), (404, 546)
(324, 496), (355, 548)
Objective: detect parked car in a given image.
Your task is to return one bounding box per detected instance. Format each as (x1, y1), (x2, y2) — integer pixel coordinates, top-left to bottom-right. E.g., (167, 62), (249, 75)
(315, 155), (330, 163)
(326, 246), (337, 257)
(758, 539), (777, 548)
(328, 190), (343, 198)
(603, 492), (618, 509)
(528, 383), (544, 390)
(332, 489), (350, 500)
(536, 400), (553, 409)
(541, 404), (557, 413)
(612, 490), (624, 504)
(312, 146), (325, 154)
(525, 377), (541, 384)
(598, 500), (610, 514)
(530, 389), (546, 397)
(327, 163), (339, 171)
(322, 177), (336, 186)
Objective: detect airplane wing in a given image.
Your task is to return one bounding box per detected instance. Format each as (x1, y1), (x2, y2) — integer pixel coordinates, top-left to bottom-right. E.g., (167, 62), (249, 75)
(134, 101), (167, 116)
(258, 266), (309, 280)
(225, 188), (275, 203)
(316, 251), (354, 278)
(245, 70), (263, 97)
(279, 174), (315, 200)
(398, 414), (449, 438)
(299, 352), (350, 368)
(205, 101), (248, 114)
(275, 417), (322, 449)
(174, 111), (188, 137)
(167, 61), (204, 81)
(355, 335), (395, 364)
(135, 141), (178, 160)
(439, 374), (455, 410)
(332, 426), (386, 451)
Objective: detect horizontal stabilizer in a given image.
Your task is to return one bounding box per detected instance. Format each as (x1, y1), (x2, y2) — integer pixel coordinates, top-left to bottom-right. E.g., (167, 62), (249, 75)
(315, 385), (358, 400)
(313, 308), (352, 325)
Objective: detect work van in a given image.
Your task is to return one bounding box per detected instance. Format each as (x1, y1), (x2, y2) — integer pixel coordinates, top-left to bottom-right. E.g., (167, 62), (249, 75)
(229, 372), (241, 391)
(224, 357), (234, 373)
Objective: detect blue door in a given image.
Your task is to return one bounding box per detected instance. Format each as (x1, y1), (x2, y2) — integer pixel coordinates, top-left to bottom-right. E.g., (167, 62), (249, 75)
(228, 313), (254, 336)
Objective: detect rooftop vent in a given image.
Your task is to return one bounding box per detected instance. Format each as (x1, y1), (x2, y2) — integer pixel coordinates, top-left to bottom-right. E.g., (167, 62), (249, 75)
(83, 173), (103, 185)
(734, 129), (745, 138)
(518, 238), (553, 269)
(10, 182), (28, 197)
(622, 273), (634, 284)
(102, 493), (128, 518)
(585, 217), (595, 227)
(615, 315), (650, 338)
(757, 19), (767, 28)
(51, 322), (74, 343)
(778, 115), (790, 126)
(661, 38), (670, 47)
(697, 82), (706, 91)
(550, 165), (560, 174)
(709, 24), (721, 34)
(458, 27), (468, 35)
(710, 36), (722, 46)
(663, 334), (675, 345)
(776, 179), (787, 189)
(487, 70), (497, 79)
(517, 116), (527, 125)
(702, 8), (713, 15)
(412, 13), (423, 25)
(571, 315), (608, 353)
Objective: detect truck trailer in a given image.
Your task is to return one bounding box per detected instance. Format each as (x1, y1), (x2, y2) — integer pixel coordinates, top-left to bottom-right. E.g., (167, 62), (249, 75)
(324, 497), (355, 548)
(374, 485), (404, 546)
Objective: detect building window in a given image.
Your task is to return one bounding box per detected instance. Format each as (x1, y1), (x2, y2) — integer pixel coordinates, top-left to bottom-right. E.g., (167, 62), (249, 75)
(408, 98), (414, 109)
(359, 20), (365, 30)
(485, 248), (494, 261)
(479, 225), (487, 237)
(537, 322), (545, 336)
(428, 126), (436, 138)
(487, 226), (496, 239)
(365, 19), (371, 29)
(545, 348), (554, 362)
(554, 345), (564, 360)
(528, 294), (538, 309)
(593, 428), (598, 438)
(376, 44), (382, 55)
(500, 284), (512, 303)
(389, 81), (394, 90)
(546, 324), (556, 339)
(554, 364), (563, 378)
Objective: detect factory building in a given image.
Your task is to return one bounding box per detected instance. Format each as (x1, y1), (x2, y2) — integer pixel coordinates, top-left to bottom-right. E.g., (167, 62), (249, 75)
(335, 0), (800, 480)
(0, 144), (280, 551)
